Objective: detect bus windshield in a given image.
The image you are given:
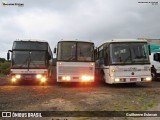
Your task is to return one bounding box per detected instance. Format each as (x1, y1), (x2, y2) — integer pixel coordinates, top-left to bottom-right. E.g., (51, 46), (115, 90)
(110, 43), (150, 64)
(12, 51), (47, 68)
(57, 42), (94, 61)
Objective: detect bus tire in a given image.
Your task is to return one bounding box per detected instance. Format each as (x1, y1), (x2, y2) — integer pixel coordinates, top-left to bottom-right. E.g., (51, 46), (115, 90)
(151, 72), (157, 81)
(100, 71), (105, 83)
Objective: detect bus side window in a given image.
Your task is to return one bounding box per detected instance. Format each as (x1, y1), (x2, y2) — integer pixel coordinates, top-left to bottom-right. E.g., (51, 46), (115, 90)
(103, 48), (108, 65)
(94, 49), (99, 60)
(99, 49), (103, 63)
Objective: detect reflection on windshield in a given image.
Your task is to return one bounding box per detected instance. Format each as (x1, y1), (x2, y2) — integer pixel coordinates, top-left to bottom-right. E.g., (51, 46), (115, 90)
(110, 43), (149, 64)
(57, 42), (94, 61)
(12, 51), (46, 68)
(77, 43), (93, 61)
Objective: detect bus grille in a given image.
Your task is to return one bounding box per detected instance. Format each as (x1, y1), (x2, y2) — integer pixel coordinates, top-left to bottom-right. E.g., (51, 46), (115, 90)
(58, 66), (93, 75)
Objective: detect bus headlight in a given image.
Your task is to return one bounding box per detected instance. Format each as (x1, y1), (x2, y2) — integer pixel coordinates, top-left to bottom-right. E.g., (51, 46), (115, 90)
(145, 77), (151, 81)
(62, 76), (71, 81)
(36, 74), (42, 79)
(15, 75), (21, 79)
(41, 77), (46, 83)
(11, 77), (16, 82)
(81, 76), (94, 82)
(62, 76), (66, 80)
(115, 78), (120, 82)
(66, 76), (71, 81)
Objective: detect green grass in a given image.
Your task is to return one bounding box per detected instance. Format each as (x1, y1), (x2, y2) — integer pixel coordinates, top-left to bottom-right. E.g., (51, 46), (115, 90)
(0, 73), (5, 77)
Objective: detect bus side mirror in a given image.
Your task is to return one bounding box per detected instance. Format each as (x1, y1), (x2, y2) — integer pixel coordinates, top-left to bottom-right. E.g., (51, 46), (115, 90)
(153, 53), (160, 62)
(7, 50), (12, 61)
(54, 48), (56, 53)
(7, 52), (10, 60)
(148, 45), (151, 55)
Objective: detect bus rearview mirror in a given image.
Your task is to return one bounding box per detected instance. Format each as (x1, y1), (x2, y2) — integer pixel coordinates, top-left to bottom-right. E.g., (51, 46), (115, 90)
(153, 53), (160, 62)
(54, 48), (56, 53)
(7, 52), (10, 60)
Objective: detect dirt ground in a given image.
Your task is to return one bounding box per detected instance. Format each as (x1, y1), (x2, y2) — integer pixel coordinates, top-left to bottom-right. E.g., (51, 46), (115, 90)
(0, 77), (160, 120)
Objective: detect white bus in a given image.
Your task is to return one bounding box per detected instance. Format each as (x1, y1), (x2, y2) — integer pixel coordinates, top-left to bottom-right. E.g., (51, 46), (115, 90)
(95, 39), (152, 84)
(54, 40), (95, 82)
(7, 39), (53, 84)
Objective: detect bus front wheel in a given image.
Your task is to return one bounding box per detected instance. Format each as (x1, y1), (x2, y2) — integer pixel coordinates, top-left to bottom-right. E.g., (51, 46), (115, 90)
(151, 72), (157, 81)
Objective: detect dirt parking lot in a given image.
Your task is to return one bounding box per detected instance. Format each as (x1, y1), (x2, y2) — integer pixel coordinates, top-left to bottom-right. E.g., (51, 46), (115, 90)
(0, 77), (160, 120)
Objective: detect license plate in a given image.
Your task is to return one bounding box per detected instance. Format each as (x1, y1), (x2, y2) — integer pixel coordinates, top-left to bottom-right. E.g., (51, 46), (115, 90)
(24, 76), (32, 80)
(130, 78), (137, 81)
(25, 76), (31, 78)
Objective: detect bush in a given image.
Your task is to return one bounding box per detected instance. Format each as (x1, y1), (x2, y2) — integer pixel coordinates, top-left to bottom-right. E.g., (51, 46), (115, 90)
(0, 61), (11, 76)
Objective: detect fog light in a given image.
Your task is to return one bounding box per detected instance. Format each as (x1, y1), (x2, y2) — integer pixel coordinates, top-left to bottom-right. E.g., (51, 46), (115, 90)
(36, 74), (42, 79)
(115, 78), (120, 82)
(15, 75), (21, 79)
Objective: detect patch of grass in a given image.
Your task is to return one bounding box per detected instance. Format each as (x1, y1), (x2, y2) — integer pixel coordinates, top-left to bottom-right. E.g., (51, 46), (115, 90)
(0, 73), (5, 77)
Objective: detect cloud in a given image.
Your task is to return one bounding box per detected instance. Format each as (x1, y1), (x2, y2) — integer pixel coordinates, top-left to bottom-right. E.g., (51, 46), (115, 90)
(0, 0), (160, 58)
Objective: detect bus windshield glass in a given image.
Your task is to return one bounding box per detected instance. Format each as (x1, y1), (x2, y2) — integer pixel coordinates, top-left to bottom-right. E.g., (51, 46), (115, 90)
(110, 42), (150, 64)
(12, 51), (47, 68)
(57, 42), (94, 61)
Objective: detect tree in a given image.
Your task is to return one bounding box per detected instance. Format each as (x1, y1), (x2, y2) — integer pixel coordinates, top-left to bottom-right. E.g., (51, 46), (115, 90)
(0, 58), (6, 63)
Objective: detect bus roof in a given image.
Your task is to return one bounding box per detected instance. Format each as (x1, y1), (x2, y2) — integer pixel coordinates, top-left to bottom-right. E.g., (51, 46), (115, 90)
(105, 39), (147, 43)
(96, 39), (148, 47)
(15, 39), (48, 43)
(58, 39), (94, 43)
(101, 39), (147, 44)
(138, 38), (160, 44)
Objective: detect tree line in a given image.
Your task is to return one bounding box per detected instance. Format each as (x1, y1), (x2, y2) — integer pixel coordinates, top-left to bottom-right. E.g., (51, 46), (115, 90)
(0, 58), (11, 76)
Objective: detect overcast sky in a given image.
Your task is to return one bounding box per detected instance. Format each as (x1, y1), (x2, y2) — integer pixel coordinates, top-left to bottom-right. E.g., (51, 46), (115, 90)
(0, 0), (160, 58)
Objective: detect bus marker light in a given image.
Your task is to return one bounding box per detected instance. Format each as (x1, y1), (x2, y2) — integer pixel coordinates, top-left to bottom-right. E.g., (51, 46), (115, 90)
(112, 69), (116, 72)
(91, 63), (94, 66)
